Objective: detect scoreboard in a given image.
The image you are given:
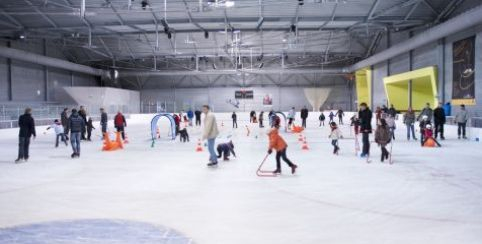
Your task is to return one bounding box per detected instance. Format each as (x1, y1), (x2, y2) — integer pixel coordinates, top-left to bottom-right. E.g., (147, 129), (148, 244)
(235, 90), (253, 99)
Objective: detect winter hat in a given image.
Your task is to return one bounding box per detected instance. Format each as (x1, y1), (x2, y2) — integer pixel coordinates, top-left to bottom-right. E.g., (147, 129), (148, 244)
(426, 124), (432, 129)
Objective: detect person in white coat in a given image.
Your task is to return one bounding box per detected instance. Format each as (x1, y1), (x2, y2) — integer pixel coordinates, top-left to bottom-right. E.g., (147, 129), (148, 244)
(202, 105), (220, 166)
(46, 119), (68, 147)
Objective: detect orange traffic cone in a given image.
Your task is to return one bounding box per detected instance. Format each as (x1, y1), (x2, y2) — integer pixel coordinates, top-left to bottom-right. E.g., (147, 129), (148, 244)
(301, 137), (309, 150)
(195, 139), (203, 152)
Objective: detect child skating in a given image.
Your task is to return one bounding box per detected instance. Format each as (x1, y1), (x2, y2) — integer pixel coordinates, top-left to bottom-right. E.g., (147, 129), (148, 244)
(423, 124), (442, 147)
(267, 117), (298, 174)
(217, 141), (236, 161)
(375, 118), (391, 162)
(319, 112), (325, 126)
(86, 117), (95, 141)
(328, 111), (335, 123)
(419, 115), (431, 146)
(329, 122), (342, 155)
(46, 119), (68, 147)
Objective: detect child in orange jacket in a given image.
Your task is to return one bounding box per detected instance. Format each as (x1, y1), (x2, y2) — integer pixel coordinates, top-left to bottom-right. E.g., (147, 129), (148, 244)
(268, 117), (298, 174)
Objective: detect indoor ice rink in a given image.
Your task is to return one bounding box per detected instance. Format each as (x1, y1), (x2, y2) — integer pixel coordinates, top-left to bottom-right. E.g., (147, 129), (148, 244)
(1, 1), (482, 244)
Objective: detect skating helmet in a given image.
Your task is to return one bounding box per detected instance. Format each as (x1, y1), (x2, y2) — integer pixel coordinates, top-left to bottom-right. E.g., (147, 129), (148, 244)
(274, 116), (281, 127)
(426, 124), (432, 129)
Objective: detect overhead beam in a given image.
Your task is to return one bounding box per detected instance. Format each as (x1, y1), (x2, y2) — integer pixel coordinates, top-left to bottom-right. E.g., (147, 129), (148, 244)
(118, 68), (346, 77)
(0, 45), (104, 76)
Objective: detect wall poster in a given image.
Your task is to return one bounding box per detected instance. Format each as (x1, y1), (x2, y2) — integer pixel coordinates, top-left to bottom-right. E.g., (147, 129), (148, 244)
(452, 36), (476, 105)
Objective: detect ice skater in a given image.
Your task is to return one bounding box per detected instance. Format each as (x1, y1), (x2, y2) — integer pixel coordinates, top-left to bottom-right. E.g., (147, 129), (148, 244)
(86, 117), (95, 141)
(69, 109), (85, 158)
(202, 105), (220, 167)
(350, 114), (360, 135)
(386, 115), (396, 140)
(375, 118), (391, 162)
(319, 112), (325, 126)
(46, 119), (68, 147)
(217, 141), (236, 161)
(328, 111), (335, 123)
(455, 104), (469, 139)
(358, 103), (373, 158)
(287, 107), (295, 128)
(267, 117), (298, 174)
(15, 108), (36, 163)
(419, 115), (431, 146)
(329, 122), (342, 155)
(114, 111), (127, 140)
(335, 108), (344, 125)
(423, 124), (442, 147)
(259, 111), (264, 128)
(179, 122), (190, 142)
(232, 112), (238, 128)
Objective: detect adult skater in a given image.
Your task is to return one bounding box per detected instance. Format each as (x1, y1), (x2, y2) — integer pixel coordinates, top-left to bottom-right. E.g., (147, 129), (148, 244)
(217, 141), (236, 161)
(195, 109), (202, 126)
(114, 111), (127, 140)
(69, 109), (85, 158)
(319, 112), (325, 126)
(259, 111), (265, 128)
(187, 109), (194, 126)
(15, 108), (36, 163)
(46, 119), (68, 147)
(455, 104), (469, 139)
(287, 107), (295, 127)
(60, 108), (69, 140)
(418, 103), (433, 122)
(386, 115), (396, 140)
(335, 108), (344, 125)
(79, 106), (88, 140)
(433, 102), (446, 140)
(375, 118), (391, 162)
(358, 103), (372, 158)
(267, 117), (297, 174)
(268, 110), (275, 127)
(202, 105), (220, 166)
(100, 108), (108, 138)
(232, 112), (238, 128)
(403, 107), (417, 140)
(329, 122), (342, 155)
(300, 106), (309, 128)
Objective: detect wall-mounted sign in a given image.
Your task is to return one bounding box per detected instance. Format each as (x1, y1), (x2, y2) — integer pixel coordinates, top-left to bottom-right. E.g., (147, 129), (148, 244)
(235, 90), (253, 99)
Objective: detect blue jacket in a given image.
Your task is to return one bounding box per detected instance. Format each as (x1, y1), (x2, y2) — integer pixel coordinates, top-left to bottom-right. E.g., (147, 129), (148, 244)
(187, 110), (194, 119)
(69, 112), (85, 133)
(443, 103), (451, 116)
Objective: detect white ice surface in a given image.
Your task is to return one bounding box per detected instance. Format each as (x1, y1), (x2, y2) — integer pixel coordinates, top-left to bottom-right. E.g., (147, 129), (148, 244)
(1, 113), (482, 244)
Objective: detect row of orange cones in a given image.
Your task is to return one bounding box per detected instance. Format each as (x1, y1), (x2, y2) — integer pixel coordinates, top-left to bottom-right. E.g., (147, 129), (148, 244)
(298, 134), (309, 150)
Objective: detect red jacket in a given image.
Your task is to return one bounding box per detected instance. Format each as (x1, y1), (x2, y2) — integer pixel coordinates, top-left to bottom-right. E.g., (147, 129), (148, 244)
(114, 113), (126, 127)
(268, 128), (287, 151)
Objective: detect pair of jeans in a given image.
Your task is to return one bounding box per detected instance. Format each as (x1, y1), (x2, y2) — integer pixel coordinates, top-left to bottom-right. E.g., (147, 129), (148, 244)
(301, 118), (307, 128)
(338, 117), (343, 125)
(331, 139), (339, 153)
(362, 132), (370, 155)
(233, 120), (237, 128)
(406, 124), (416, 140)
(275, 148), (294, 171)
(207, 138), (217, 163)
(259, 119), (264, 128)
(56, 133), (68, 147)
(70, 132), (81, 154)
(457, 122), (466, 137)
(196, 118), (201, 126)
(18, 137), (30, 159)
(390, 127), (395, 140)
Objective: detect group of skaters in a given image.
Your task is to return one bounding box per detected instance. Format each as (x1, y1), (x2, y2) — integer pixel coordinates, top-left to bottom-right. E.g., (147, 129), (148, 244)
(14, 106), (128, 163)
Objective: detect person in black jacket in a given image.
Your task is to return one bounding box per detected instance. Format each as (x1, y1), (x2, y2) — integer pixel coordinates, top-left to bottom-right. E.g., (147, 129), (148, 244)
(259, 111), (265, 128)
(79, 106), (88, 140)
(358, 103), (373, 158)
(300, 106), (309, 128)
(194, 110), (202, 126)
(250, 110), (256, 123)
(433, 102), (446, 140)
(100, 108), (108, 139)
(15, 108), (36, 163)
(232, 112), (237, 128)
(60, 108), (69, 140)
(335, 108), (344, 125)
(69, 109), (85, 158)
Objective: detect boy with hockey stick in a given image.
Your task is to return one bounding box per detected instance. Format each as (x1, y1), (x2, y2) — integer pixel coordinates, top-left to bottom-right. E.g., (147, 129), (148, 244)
(375, 118), (391, 163)
(217, 140), (236, 161)
(329, 122), (342, 155)
(46, 119), (68, 147)
(267, 117), (298, 174)
(423, 124), (442, 147)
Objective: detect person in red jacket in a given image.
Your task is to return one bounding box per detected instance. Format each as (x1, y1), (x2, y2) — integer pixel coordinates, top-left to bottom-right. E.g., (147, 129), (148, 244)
(423, 124), (441, 147)
(173, 114), (180, 136)
(267, 117), (298, 174)
(114, 111), (127, 140)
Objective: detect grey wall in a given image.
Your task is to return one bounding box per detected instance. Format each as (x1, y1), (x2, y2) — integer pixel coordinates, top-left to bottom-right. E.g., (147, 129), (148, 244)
(141, 85), (353, 113)
(370, 24), (482, 116)
(0, 39), (99, 103)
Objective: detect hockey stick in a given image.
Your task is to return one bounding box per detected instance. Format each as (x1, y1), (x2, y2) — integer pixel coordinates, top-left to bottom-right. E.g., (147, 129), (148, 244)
(256, 153), (277, 177)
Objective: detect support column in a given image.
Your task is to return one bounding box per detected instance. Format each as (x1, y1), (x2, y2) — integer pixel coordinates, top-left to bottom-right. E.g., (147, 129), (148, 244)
(438, 38), (446, 103)
(408, 31), (414, 108)
(7, 41), (13, 101)
(43, 39), (49, 101)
